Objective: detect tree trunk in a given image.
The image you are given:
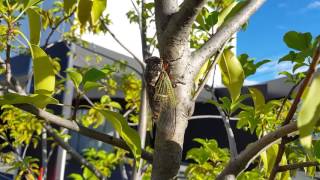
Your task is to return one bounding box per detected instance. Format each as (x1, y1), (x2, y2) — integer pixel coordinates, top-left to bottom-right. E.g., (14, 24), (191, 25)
(152, 82), (194, 179)
(151, 46), (195, 179)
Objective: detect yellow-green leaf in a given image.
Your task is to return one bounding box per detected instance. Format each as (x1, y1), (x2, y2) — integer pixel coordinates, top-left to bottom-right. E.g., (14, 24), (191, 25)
(261, 144), (278, 174)
(0, 93), (58, 108)
(15, 30), (56, 96)
(66, 68), (82, 89)
(216, 1), (238, 28)
(77, 0), (93, 28)
(31, 45), (56, 95)
(64, 0), (77, 14)
(91, 0), (107, 25)
(27, 8), (41, 45)
(218, 48), (244, 102)
(297, 75), (320, 149)
(248, 87), (265, 113)
(96, 109), (141, 162)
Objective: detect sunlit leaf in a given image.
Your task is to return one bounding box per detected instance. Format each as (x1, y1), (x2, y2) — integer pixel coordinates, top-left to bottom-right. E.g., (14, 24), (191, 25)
(27, 8), (41, 45)
(91, 0), (107, 25)
(96, 109), (141, 162)
(68, 174), (84, 180)
(31, 45), (56, 95)
(221, 0), (249, 29)
(66, 68), (82, 89)
(83, 81), (102, 92)
(248, 88), (265, 113)
(216, 1), (238, 28)
(261, 144), (278, 174)
(0, 93), (58, 108)
(218, 48), (244, 102)
(297, 75), (320, 149)
(15, 30), (56, 96)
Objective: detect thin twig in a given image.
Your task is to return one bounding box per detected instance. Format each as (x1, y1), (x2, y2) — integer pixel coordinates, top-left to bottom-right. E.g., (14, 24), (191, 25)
(5, 20), (12, 91)
(189, 115), (239, 121)
(100, 19), (145, 70)
(44, 124), (106, 180)
(269, 40), (320, 180)
(44, 8), (76, 48)
(277, 161), (319, 172)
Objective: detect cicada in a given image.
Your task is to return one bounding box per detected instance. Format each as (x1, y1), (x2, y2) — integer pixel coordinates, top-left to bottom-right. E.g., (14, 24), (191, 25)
(145, 57), (176, 135)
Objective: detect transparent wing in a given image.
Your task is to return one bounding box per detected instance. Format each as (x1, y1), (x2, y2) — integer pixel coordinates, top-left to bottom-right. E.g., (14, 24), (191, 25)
(154, 71), (176, 136)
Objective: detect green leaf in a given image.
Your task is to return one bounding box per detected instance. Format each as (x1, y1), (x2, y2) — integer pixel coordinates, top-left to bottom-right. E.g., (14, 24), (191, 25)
(261, 144), (278, 174)
(83, 168), (98, 180)
(205, 11), (218, 30)
(218, 49), (245, 102)
(221, 0), (249, 29)
(314, 141), (320, 160)
(83, 81), (102, 92)
(16, 0), (41, 22)
(64, 0), (77, 14)
(248, 88), (265, 113)
(68, 173), (84, 180)
(83, 68), (105, 84)
(15, 30), (56, 96)
(186, 148), (209, 164)
(216, 1), (238, 28)
(0, 93), (58, 108)
(27, 8), (41, 45)
(77, 0), (93, 28)
(31, 45), (56, 95)
(91, 0), (107, 25)
(66, 68), (82, 89)
(297, 75), (320, 149)
(96, 109), (141, 161)
(283, 31), (312, 51)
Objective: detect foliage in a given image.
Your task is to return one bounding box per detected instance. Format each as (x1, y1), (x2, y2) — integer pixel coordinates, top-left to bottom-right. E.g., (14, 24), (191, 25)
(185, 138), (230, 180)
(69, 148), (126, 179)
(0, 105), (43, 148)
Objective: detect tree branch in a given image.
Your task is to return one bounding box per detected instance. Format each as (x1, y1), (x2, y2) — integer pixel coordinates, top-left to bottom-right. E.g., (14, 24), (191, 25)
(13, 104), (153, 163)
(162, 0), (207, 42)
(191, 0), (266, 76)
(277, 162), (319, 172)
(154, 0), (179, 36)
(44, 124), (106, 180)
(216, 121), (297, 179)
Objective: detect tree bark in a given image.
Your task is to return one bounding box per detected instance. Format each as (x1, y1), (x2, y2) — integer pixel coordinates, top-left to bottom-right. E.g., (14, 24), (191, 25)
(151, 81), (194, 179)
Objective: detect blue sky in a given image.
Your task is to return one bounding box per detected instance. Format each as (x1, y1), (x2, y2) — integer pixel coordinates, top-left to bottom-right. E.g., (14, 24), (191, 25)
(237, 0), (320, 84)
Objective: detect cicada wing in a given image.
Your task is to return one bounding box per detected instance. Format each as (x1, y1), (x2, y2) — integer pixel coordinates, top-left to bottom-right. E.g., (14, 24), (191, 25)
(154, 71), (176, 137)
